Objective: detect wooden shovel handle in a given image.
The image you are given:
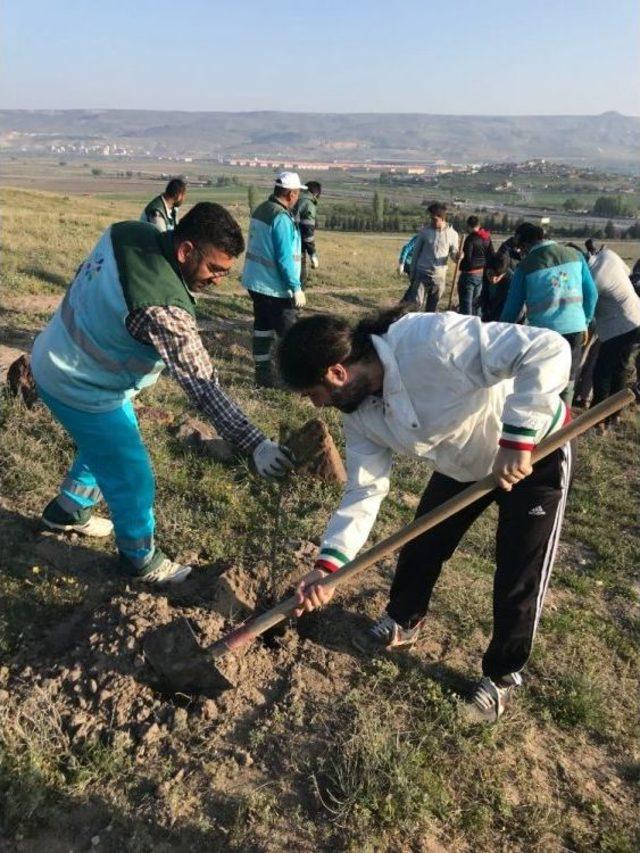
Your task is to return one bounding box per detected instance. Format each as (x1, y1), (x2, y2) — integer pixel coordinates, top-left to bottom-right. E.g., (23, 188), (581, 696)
(446, 240), (465, 310)
(209, 388), (635, 657)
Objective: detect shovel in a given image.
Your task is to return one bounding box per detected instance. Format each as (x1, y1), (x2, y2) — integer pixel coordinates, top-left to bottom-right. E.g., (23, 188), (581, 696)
(446, 241), (465, 310)
(143, 388), (635, 696)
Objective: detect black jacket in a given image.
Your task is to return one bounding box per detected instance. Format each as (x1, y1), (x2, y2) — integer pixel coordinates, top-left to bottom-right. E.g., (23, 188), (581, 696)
(496, 237), (522, 271)
(460, 229), (493, 272)
(481, 269), (513, 322)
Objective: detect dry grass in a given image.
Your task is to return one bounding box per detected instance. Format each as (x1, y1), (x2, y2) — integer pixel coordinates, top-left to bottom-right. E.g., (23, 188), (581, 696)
(0, 186), (639, 852)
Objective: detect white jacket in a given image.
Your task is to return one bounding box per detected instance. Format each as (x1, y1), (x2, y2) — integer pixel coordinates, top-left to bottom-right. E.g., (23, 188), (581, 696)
(317, 313), (571, 572)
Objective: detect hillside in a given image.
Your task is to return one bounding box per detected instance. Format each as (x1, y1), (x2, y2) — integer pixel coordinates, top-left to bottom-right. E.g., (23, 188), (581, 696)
(0, 187), (639, 851)
(1, 110), (639, 168)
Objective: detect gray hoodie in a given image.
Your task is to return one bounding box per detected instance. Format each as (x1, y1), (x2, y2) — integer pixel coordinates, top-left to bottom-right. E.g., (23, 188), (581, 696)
(588, 248), (640, 342)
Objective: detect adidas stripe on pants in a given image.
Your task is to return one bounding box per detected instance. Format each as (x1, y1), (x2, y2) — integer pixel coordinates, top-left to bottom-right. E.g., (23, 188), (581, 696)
(387, 445), (573, 681)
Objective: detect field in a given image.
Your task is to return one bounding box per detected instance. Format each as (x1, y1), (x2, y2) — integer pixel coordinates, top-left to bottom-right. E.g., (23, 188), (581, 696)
(2, 155), (640, 233)
(0, 185), (639, 852)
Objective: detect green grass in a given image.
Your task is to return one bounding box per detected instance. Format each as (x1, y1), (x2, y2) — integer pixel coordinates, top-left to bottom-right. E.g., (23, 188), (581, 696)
(0, 688), (135, 833)
(0, 185), (639, 851)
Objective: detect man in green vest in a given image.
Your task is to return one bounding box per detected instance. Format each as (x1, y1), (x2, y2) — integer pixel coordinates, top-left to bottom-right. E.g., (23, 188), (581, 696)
(31, 203), (293, 585)
(141, 178), (187, 232)
(294, 180), (322, 285)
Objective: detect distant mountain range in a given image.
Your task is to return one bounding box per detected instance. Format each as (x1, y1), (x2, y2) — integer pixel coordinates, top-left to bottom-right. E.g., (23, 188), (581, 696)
(1, 110), (638, 169)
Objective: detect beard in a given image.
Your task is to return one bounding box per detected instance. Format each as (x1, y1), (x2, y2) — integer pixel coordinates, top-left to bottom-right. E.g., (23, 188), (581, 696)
(178, 257), (203, 291)
(329, 373), (374, 413)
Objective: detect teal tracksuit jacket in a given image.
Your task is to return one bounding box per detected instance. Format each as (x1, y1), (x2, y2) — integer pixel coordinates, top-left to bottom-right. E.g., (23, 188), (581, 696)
(242, 195), (302, 298)
(501, 240), (598, 334)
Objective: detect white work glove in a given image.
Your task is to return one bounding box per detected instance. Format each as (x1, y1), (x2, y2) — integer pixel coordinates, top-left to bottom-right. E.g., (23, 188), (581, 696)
(253, 439), (294, 479)
(310, 254), (319, 270)
(293, 290), (306, 309)
(396, 263), (404, 276)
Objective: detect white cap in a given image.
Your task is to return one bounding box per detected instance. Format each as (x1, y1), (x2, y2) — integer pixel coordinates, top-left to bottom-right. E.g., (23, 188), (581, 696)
(275, 171), (307, 190)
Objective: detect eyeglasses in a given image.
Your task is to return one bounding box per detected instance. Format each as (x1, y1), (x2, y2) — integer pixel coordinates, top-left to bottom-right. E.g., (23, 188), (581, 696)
(193, 246), (231, 279)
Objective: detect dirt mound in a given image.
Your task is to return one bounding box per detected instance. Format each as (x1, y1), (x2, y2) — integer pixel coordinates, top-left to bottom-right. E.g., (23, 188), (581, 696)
(284, 418), (347, 485)
(3, 563), (305, 763)
(134, 403), (176, 426)
(171, 414), (237, 463)
(210, 561), (262, 619)
(5, 352), (38, 407)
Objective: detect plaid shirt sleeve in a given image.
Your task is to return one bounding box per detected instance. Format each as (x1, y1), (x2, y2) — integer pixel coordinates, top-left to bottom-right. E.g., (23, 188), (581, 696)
(126, 306), (266, 453)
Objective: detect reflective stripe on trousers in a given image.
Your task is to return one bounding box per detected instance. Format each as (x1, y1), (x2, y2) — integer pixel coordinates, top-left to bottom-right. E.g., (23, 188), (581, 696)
(252, 331), (275, 363)
(37, 386), (156, 568)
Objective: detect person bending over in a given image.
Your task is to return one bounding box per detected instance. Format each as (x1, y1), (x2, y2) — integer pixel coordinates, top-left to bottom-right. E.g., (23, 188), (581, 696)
(500, 222), (598, 405)
(32, 203), (292, 585)
(279, 307), (572, 723)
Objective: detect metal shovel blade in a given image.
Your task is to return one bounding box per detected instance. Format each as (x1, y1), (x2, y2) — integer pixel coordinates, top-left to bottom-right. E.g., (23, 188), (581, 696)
(143, 621), (234, 696)
(147, 390), (635, 697)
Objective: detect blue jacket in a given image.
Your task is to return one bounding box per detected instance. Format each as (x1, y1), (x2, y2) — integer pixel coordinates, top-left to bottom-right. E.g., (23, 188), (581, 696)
(242, 195), (302, 297)
(398, 235), (418, 269)
(31, 222), (193, 412)
(501, 240), (598, 334)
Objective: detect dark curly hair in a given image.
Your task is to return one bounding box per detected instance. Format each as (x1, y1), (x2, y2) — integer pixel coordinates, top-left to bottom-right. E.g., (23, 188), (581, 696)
(278, 305), (408, 389)
(165, 177), (186, 198)
(174, 202), (245, 257)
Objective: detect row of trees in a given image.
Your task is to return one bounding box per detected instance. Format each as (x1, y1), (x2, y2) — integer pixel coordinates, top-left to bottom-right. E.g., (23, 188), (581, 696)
(243, 186), (640, 239)
(591, 194), (637, 218)
(321, 202), (640, 240)
(209, 175), (241, 187)
(562, 194), (638, 218)
(323, 214), (423, 233)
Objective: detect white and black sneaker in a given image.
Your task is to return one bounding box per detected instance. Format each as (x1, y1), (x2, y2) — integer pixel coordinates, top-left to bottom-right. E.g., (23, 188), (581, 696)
(464, 672), (523, 723)
(352, 614), (424, 655)
(137, 556), (192, 586)
(42, 497), (114, 538)
(121, 548), (192, 586)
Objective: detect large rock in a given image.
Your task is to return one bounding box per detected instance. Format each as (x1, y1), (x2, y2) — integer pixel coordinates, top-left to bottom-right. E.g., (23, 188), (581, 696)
(6, 353), (38, 408)
(172, 415), (236, 463)
(284, 419), (347, 485)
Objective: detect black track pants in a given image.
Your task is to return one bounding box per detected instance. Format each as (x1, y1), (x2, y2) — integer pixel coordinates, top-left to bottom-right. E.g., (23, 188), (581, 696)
(560, 332), (584, 405)
(249, 290), (296, 336)
(387, 445), (573, 680)
(592, 327), (640, 406)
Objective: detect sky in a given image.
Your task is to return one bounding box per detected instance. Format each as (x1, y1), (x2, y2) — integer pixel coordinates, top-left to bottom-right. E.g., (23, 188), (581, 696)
(1, 0), (639, 115)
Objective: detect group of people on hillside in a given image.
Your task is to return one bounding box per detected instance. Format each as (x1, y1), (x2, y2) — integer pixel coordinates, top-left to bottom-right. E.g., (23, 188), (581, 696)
(398, 204), (640, 415)
(399, 204), (495, 317)
(398, 205), (500, 316)
(27, 172), (639, 725)
(139, 175), (323, 389)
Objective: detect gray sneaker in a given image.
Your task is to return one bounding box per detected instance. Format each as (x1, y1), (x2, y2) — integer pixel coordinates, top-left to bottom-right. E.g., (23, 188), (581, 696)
(464, 672), (523, 723)
(352, 614), (424, 655)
